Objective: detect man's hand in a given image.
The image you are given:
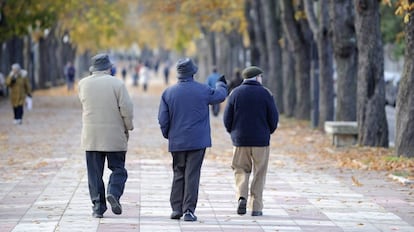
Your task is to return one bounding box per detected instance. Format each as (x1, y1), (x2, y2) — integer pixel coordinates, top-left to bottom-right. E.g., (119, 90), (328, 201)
(218, 75), (227, 85)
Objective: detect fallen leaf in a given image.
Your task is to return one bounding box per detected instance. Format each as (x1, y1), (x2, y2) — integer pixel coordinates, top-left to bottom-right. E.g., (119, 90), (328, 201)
(352, 176), (363, 187)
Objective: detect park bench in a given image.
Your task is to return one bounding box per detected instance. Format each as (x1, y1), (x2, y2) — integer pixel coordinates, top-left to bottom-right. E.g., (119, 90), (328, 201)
(324, 121), (358, 147)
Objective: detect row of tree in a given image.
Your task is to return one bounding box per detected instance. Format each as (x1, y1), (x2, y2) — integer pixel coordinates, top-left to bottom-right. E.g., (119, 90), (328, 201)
(258, 0), (413, 157)
(1, 0), (413, 157)
(0, 0), (132, 89)
(136, 0), (413, 157)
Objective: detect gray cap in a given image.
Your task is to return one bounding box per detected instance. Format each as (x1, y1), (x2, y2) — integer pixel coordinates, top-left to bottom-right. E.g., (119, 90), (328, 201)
(90, 53), (113, 72)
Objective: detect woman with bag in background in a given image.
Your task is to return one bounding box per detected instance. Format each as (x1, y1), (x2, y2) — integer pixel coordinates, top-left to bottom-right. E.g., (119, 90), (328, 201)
(5, 63), (32, 125)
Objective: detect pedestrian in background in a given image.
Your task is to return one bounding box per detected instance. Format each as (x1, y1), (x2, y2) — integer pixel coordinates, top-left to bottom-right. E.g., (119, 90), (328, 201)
(228, 68), (243, 94)
(0, 72), (6, 96)
(5, 63), (31, 125)
(121, 67), (127, 81)
(163, 60), (171, 86)
(158, 58), (227, 221)
(206, 67), (221, 116)
(139, 61), (150, 92)
(78, 53), (134, 218)
(64, 61), (76, 91)
(223, 66), (279, 217)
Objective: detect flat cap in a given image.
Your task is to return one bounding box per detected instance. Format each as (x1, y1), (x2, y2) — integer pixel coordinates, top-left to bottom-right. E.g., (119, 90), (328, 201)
(242, 66), (263, 79)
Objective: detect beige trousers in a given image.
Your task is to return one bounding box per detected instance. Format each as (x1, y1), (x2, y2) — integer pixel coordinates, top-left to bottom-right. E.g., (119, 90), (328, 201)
(231, 146), (269, 211)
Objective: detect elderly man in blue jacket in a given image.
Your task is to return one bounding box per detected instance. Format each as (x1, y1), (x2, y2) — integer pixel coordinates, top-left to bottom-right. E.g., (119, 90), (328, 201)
(158, 58), (227, 221)
(223, 66), (279, 217)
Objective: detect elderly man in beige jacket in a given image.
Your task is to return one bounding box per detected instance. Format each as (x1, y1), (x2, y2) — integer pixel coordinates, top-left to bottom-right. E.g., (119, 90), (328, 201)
(78, 53), (134, 218)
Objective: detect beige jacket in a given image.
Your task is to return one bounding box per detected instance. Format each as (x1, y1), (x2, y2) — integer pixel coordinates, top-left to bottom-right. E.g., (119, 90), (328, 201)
(78, 72), (134, 151)
(6, 71), (31, 107)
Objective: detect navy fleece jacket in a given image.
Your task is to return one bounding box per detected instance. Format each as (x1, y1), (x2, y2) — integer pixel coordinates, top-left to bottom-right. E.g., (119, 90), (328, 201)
(223, 80), (278, 146)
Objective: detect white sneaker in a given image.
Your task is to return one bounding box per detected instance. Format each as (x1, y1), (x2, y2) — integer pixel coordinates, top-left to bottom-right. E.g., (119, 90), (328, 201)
(13, 119), (22, 125)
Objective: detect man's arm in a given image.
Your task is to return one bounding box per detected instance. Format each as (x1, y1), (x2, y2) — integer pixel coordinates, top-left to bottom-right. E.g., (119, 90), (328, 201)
(118, 84), (134, 131)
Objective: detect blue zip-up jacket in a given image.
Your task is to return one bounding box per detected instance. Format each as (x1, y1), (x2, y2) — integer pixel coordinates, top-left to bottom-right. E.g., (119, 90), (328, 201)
(158, 76), (227, 152)
(223, 80), (279, 146)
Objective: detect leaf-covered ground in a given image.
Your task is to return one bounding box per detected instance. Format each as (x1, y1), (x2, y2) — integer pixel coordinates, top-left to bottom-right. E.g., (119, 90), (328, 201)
(272, 118), (414, 180)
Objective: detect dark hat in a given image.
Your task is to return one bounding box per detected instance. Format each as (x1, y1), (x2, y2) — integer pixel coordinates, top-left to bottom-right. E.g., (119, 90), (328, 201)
(90, 53), (113, 72)
(242, 66), (263, 79)
(176, 58), (198, 77)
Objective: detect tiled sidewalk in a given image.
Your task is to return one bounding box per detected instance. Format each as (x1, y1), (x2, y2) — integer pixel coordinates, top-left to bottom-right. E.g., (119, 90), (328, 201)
(1, 78), (414, 231)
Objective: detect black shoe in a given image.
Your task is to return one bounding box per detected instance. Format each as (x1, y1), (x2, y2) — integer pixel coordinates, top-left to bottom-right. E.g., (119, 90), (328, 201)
(183, 210), (197, 221)
(251, 211), (263, 216)
(107, 194), (122, 215)
(237, 197), (247, 215)
(170, 211), (183, 219)
(92, 212), (103, 218)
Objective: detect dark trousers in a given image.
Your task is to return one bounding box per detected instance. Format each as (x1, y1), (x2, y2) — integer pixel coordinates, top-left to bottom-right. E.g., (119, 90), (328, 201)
(211, 104), (220, 116)
(13, 105), (24, 120)
(86, 151), (128, 214)
(170, 149), (205, 214)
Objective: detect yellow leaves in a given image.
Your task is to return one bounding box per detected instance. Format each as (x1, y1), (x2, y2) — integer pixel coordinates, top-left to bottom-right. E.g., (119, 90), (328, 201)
(134, 0), (246, 52)
(294, 10), (307, 21)
(34, 161), (49, 169)
(394, 1), (414, 23)
(352, 176), (363, 187)
(54, 0), (129, 53)
(395, 6), (404, 15)
(404, 13), (411, 23)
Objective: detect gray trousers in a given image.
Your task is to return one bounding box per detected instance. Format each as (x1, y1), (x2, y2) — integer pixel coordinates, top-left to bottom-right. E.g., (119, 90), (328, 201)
(170, 149), (205, 214)
(86, 151), (128, 214)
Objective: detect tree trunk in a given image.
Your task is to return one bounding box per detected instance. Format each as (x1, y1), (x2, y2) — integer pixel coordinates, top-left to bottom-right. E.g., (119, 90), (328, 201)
(282, 38), (296, 117)
(395, 0), (414, 157)
(329, 0), (357, 121)
(245, 0), (260, 66)
(303, 1), (320, 128)
(23, 35), (35, 89)
(261, 0), (283, 113)
(7, 37), (24, 66)
(354, 0), (388, 147)
(310, 41), (319, 128)
(252, 0), (268, 72)
(315, 2), (334, 127)
(195, 38), (210, 82)
(216, 33), (231, 77)
(280, 0), (312, 120)
(225, 31), (244, 80)
(38, 37), (49, 89)
(0, 37), (23, 75)
(209, 31), (217, 67)
(76, 50), (92, 78)
(0, 42), (9, 75)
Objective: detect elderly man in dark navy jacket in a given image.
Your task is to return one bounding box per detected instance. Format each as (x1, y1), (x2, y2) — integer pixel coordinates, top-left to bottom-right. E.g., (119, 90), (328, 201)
(158, 58), (227, 221)
(223, 66), (279, 217)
